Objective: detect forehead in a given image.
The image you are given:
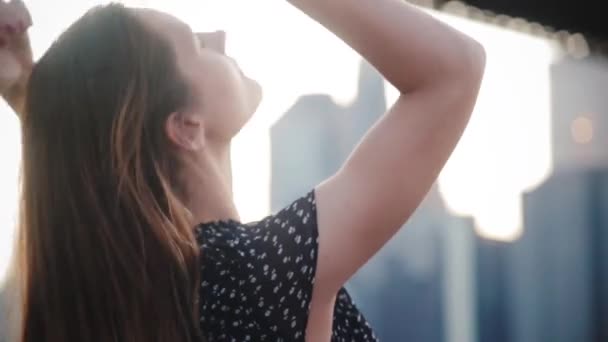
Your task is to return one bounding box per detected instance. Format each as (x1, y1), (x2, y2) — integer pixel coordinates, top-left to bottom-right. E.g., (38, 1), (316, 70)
(134, 9), (193, 48)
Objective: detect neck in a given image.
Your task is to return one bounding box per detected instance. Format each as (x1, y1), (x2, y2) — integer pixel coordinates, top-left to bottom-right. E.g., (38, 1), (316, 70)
(183, 141), (239, 225)
(212, 141), (234, 195)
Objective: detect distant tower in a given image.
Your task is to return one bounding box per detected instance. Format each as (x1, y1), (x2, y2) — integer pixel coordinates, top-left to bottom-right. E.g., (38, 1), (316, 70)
(506, 169), (608, 342)
(270, 94), (345, 212)
(270, 60), (386, 211)
(500, 55), (608, 342)
(346, 61), (387, 148)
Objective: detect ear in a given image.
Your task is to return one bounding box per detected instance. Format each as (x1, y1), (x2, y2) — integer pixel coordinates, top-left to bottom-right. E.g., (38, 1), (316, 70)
(165, 112), (205, 151)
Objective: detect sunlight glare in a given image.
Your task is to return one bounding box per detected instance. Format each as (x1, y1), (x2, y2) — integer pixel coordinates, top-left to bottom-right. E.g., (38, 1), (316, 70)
(0, 1), (560, 283)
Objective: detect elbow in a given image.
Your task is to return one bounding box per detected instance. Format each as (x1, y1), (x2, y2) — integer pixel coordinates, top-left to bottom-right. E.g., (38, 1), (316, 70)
(465, 39), (486, 85)
(395, 36), (486, 95)
(442, 40), (486, 109)
(401, 38), (486, 95)
(417, 38), (486, 97)
(449, 38), (486, 91)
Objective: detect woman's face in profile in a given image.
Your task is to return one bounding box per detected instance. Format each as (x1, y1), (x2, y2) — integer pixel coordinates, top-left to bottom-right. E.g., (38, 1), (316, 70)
(136, 9), (262, 142)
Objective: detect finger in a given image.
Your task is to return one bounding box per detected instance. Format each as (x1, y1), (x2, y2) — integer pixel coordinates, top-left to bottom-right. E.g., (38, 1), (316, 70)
(0, 0), (32, 32)
(11, 0), (32, 27)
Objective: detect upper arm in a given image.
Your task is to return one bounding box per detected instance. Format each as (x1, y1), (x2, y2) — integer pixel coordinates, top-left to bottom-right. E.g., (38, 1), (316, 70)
(313, 67), (485, 297)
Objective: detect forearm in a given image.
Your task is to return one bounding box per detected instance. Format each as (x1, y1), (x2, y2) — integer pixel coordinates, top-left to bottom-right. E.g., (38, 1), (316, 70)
(288, 0), (485, 93)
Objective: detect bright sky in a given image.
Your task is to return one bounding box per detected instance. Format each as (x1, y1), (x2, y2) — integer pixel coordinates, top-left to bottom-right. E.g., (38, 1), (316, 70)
(0, 0), (557, 283)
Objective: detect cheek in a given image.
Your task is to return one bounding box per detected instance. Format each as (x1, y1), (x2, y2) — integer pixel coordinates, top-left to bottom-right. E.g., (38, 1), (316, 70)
(244, 76), (263, 112)
(194, 64), (251, 136)
(209, 71), (248, 111)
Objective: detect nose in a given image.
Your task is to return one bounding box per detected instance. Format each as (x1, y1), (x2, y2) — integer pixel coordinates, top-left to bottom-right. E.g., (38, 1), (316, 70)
(197, 30), (226, 54)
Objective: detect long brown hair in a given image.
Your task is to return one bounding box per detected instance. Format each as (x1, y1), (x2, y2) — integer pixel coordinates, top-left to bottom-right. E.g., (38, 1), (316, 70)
(17, 4), (202, 341)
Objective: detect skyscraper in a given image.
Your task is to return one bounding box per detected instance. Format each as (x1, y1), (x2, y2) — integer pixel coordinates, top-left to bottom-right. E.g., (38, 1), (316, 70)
(497, 55), (608, 342)
(270, 60), (387, 211)
(508, 169), (604, 342)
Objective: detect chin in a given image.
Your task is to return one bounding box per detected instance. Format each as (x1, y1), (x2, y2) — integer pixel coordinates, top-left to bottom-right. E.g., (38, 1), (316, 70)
(247, 77), (263, 113)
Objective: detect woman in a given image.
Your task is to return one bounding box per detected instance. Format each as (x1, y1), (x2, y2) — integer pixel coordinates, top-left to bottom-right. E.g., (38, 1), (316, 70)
(0, 0), (485, 341)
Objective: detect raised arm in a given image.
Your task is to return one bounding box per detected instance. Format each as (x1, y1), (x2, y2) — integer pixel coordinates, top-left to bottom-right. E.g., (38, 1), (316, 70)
(288, 0), (485, 297)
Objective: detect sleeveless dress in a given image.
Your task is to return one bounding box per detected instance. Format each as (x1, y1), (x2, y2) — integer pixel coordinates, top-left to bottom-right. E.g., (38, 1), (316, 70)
(194, 190), (378, 341)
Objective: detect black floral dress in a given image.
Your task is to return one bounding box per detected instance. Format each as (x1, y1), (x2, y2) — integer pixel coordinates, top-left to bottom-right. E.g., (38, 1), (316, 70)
(195, 191), (378, 341)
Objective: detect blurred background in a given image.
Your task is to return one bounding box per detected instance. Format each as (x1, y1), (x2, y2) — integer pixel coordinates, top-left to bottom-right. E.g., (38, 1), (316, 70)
(1, 0), (607, 341)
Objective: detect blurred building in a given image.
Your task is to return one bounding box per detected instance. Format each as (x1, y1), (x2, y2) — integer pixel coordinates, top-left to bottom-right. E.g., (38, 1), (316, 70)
(270, 94), (346, 211)
(474, 237), (512, 342)
(510, 55), (608, 342)
(473, 55), (608, 342)
(348, 186), (448, 342)
(270, 60), (386, 211)
(506, 168), (607, 342)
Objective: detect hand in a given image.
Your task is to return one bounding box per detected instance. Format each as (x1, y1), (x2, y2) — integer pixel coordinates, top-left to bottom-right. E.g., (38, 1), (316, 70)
(0, 0), (33, 116)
